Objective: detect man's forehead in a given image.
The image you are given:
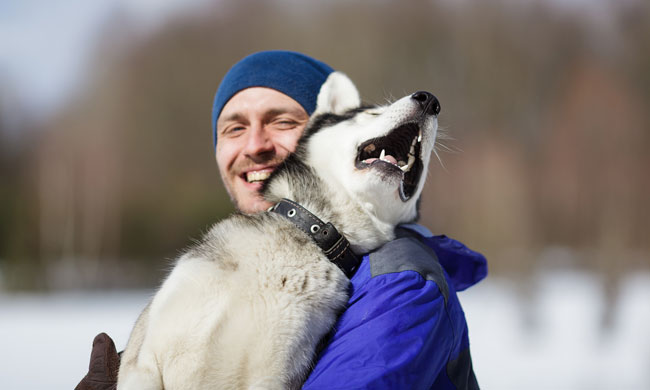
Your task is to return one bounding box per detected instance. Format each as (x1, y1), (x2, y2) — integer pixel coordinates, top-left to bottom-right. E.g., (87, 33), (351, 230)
(218, 87), (308, 124)
(221, 87), (304, 111)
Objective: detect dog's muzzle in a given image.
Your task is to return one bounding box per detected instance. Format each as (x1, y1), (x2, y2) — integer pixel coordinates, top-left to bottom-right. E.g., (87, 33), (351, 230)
(355, 91), (439, 201)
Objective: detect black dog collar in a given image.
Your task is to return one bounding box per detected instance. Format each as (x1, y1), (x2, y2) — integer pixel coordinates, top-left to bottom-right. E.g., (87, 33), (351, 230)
(269, 198), (360, 278)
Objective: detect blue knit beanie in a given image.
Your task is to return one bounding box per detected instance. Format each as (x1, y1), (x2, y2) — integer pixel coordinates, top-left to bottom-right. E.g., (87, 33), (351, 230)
(212, 51), (335, 148)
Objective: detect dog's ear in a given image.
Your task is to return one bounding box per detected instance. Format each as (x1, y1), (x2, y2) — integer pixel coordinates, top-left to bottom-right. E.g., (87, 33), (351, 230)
(314, 72), (361, 115)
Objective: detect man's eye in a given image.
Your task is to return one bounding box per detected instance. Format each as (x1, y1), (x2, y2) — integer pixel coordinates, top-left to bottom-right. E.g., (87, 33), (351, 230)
(223, 125), (246, 136)
(273, 119), (298, 129)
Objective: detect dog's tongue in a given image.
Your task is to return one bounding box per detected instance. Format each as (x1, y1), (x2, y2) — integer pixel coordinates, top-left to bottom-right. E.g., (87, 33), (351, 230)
(363, 154), (398, 165)
(382, 154), (398, 164)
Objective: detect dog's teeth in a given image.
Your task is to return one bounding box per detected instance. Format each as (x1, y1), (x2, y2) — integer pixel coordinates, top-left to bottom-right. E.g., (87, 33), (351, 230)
(400, 154), (417, 172)
(409, 135), (418, 154)
(407, 154), (415, 168)
(418, 130), (422, 143)
(379, 150), (398, 165)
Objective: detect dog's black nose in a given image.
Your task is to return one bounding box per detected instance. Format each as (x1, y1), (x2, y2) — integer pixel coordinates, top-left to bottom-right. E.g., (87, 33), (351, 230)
(411, 91), (440, 116)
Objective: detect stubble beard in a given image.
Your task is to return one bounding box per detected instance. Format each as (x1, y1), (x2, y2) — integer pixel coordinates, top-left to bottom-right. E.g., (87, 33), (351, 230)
(225, 156), (286, 214)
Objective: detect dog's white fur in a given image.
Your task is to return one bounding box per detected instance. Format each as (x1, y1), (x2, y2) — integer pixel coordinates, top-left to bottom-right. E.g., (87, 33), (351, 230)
(117, 72), (438, 390)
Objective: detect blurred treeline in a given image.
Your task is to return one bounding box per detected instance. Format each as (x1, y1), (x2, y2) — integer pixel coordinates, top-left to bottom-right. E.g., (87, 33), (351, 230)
(1, 0), (648, 290)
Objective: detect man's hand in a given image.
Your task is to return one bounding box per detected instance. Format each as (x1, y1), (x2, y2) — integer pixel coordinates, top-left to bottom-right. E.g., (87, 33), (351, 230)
(75, 333), (120, 390)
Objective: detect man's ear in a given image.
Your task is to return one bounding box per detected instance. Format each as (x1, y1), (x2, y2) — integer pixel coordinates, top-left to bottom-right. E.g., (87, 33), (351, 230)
(313, 72), (361, 116)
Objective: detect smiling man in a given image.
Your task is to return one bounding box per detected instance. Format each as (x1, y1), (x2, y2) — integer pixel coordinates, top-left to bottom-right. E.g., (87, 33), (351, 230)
(77, 51), (487, 390)
(215, 87), (309, 212)
(211, 51), (333, 213)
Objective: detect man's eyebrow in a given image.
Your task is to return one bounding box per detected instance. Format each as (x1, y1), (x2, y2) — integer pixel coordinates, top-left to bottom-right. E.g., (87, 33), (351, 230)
(219, 112), (247, 125)
(264, 107), (308, 119)
(220, 107), (306, 124)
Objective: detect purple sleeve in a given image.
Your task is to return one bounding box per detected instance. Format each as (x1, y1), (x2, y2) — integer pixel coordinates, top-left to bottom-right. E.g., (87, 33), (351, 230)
(302, 265), (456, 390)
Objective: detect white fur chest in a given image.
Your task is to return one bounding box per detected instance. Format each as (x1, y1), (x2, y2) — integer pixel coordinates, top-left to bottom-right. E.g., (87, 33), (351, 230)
(117, 214), (349, 390)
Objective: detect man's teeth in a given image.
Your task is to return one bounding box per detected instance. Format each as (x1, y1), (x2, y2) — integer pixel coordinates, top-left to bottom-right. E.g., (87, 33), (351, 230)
(246, 171), (272, 183)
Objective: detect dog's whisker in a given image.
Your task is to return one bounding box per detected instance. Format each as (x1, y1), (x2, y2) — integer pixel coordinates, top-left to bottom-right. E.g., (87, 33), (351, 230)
(432, 148), (449, 173)
(435, 141), (460, 154)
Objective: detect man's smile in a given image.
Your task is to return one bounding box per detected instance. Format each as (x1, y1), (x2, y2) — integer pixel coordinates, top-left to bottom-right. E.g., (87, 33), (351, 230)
(243, 167), (275, 183)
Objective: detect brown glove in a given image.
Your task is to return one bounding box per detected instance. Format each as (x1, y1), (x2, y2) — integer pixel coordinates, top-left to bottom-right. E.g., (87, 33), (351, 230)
(75, 333), (120, 390)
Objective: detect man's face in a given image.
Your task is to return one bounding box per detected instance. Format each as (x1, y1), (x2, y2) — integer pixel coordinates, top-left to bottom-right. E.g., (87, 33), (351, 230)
(216, 87), (309, 213)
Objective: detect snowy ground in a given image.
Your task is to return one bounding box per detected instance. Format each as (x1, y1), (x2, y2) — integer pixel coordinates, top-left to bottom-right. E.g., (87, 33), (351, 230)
(1, 271), (649, 390)
(463, 271), (650, 390)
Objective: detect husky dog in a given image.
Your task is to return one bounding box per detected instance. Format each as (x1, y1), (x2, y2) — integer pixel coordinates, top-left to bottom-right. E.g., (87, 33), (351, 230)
(117, 73), (440, 390)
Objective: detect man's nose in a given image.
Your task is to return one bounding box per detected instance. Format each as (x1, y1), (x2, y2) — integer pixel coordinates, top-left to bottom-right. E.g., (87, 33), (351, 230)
(243, 124), (274, 159)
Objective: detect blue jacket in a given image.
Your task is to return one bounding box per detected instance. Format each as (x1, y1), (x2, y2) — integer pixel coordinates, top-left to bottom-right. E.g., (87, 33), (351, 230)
(303, 224), (488, 389)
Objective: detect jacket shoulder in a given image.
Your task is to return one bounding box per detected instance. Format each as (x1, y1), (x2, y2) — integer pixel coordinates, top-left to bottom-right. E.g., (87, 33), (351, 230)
(369, 235), (450, 304)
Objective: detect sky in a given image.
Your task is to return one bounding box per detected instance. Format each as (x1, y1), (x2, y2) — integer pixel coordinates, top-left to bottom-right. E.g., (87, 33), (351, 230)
(0, 0), (211, 118)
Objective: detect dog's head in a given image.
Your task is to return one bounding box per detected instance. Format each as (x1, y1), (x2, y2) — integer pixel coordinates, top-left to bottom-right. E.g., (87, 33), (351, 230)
(264, 73), (440, 252)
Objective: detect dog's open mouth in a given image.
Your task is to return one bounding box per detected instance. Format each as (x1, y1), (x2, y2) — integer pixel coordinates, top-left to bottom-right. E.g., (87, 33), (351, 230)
(355, 123), (423, 201)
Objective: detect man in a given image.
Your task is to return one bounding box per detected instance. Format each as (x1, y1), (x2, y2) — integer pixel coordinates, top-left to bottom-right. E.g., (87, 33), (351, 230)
(77, 51), (487, 390)
(211, 51), (326, 213)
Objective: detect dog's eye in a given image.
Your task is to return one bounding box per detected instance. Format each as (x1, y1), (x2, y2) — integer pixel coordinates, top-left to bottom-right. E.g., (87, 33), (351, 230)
(366, 111), (381, 116)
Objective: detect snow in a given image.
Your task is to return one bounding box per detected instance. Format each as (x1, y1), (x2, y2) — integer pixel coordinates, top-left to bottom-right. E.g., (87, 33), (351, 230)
(0, 290), (150, 389)
(1, 272), (649, 389)
(463, 272), (650, 389)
